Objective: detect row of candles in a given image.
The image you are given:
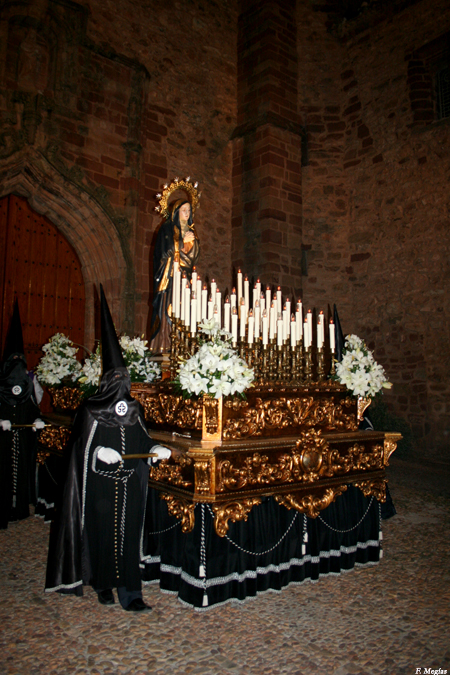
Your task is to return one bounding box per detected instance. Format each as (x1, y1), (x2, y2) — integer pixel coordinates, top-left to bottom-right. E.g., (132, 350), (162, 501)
(172, 263), (336, 350)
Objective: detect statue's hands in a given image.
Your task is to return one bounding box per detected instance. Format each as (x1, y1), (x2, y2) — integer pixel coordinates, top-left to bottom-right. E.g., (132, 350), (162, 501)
(96, 446), (122, 465)
(182, 231), (195, 254)
(0, 419), (11, 431)
(148, 445), (172, 464)
(32, 418), (45, 432)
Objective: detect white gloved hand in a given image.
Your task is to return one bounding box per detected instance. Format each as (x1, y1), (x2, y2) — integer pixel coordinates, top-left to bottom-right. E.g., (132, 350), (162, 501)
(0, 419), (12, 431)
(32, 418), (45, 431)
(96, 446), (122, 465)
(148, 445), (172, 464)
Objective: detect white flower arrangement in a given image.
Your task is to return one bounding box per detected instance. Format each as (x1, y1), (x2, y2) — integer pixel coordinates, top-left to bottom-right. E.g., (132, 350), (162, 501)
(175, 319), (255, 399)
(335, 334), (392, 398)
(118, 335), (161, 383)
(78, 345), (102, 394)
(35, 333), (82, 386)
(78, 335), (161, 395)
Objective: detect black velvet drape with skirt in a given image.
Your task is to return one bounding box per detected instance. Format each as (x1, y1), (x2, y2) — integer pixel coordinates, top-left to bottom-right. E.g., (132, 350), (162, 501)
(141, 485), (381, 611)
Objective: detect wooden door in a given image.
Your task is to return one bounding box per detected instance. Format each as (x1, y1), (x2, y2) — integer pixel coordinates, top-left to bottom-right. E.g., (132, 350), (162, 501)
(0, 194), (85, 371)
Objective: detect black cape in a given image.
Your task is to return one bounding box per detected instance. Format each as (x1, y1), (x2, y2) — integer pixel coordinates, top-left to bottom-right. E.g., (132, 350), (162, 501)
(45, 403), (158, 594)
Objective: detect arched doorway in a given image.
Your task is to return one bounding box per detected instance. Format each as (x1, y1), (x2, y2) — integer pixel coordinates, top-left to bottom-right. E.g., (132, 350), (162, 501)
(0, 194), (85, 370)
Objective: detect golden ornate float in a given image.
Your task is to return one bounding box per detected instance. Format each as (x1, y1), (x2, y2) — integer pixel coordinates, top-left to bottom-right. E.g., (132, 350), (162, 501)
(130, 381), (401, 537)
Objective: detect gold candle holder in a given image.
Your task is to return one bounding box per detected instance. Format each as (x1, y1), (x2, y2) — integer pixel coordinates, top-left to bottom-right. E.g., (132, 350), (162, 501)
(330, 351), (336, 377)
(317, 347), (325, 382)
(304, 346), (312, 384)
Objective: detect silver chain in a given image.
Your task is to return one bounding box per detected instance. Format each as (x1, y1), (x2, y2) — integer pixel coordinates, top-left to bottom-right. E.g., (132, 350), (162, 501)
(318, 496), (374, 533)
(206, 504), (298, 556)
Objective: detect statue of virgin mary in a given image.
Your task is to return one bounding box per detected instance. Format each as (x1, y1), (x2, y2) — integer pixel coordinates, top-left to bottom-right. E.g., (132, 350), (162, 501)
(149, 196), (200, 352)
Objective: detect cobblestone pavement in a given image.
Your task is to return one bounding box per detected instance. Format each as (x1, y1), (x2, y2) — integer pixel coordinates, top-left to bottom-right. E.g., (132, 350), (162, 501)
(1, 455), (449, 675)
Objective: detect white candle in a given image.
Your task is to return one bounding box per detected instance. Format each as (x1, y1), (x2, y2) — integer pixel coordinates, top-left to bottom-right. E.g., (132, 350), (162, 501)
(252, 284), (258, 310)
(254, 301), (260, 339)
(260, 293), (265, 316)
(240, 300), (247, 338)
(213, 306), (219, 330)
(291, 315), (296, 347)
(317, 320), (322, 349)
(277, 315), (283, 346)
(190, 293), (197, 335)
(256, 279), (261, 302)
(231, 307), (238, 344)
(296, 306), (303, 342)
(230, 287), (237, 311)
(304, 317), (310, 349)
(248, 310), (254, 345)
(180, 274), (187, 323)
(244, 276), (250, 314)
(319, 310), (325, 348)
(262, 310), (269, 346)
(201, 284), (208, 321)
(269, 302), (276, 340)
(173, 265), (181, 319)
(329, 320), (336, 352)
(184, 283), (190, 326)
(211, 278), (217, 308)
(276, 287), (282, 317)
(266, 286), (271, 315)
(215, 289), (222, 328)
(283, 306), (289, 341)
(172, 260), (179, 316)
(307, 309), (313, 346)
(196, 277), (202, 321)
(286, 299), (291, 334)
(237, 270), (243, 305)
(192, 266), (198, 291)
(207, 296), (213, 320)
(224, 297), (231, 333)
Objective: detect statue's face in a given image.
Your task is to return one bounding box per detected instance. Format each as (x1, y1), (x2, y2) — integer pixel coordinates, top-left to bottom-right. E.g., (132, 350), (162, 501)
(179, 203), (191, 222)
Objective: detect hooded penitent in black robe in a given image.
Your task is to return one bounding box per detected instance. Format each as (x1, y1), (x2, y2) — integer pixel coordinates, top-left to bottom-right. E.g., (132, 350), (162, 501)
(0, 302), (40, 529)
(149, 200), (200, 351)
(45, 288), (158, 597)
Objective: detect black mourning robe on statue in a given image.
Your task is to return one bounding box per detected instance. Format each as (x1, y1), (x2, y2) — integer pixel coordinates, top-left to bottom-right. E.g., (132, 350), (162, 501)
(45, 402), (158, 594)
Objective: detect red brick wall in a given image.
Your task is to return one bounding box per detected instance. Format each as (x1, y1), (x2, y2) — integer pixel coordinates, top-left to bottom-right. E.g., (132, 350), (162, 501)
(0, 0), (237, 336)
(298, 0), (450, 452)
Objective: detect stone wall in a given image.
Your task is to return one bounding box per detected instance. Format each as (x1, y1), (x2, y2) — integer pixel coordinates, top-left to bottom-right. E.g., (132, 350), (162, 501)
(298, 0), (450, 452)
(0, 0), (237, 341)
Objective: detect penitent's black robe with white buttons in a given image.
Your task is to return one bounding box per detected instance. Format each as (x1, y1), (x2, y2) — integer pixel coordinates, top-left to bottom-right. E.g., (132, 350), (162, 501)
(45, 402), (158, 595)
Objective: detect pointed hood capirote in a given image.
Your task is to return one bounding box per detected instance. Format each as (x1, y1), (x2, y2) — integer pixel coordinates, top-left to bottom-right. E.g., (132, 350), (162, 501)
(333, 304), (345, 363)
(83, 285), (139, 427)
(0, 299), (33, 405)
(2, 299), (25, 361)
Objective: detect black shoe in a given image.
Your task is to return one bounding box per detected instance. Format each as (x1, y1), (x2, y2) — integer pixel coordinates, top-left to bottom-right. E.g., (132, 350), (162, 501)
(98, 589), (115, 606)
(124, 598), (152, 612)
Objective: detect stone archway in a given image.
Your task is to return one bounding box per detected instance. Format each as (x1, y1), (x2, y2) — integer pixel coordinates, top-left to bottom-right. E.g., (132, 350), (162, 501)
(0, 148), (133, 348)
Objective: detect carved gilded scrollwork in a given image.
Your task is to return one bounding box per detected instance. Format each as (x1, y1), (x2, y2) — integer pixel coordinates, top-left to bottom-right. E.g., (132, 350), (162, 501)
(275, 485), (348, 518)
(217, 430), (385, 494)
(194, 459), (212, 495)
(323, 443), (384, 476)
(130, 391), (202, 430)
(160, 493), (196, 532)
(48, 387), (84, 411)
(217, 429), (329, 491)
(149, 455), (193, 488)
(223, 395), (358, 440)
(38, 425), (71, 454)
(383, 433), (402, 465)
(202, 395), (222, 440)
(357, 396), (372, 421)
(212, 498), (262, 537)
(355, 478), (387, 502)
